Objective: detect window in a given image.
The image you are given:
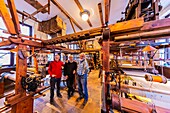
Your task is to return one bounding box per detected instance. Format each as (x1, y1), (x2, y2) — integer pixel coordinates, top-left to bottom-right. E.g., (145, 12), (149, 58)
(0, 18), (10, 41)
(155, 39), (166, 65)
(20, 24), (30, 36)
(48, 53), (54, 61)
(0, 50), (10, 65)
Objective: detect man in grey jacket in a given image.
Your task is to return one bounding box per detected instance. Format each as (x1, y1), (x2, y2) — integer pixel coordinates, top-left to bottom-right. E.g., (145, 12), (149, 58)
(76, 53), (89, 105)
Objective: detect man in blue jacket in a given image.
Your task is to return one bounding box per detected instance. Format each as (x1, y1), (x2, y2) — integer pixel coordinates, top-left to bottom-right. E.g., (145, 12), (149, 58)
(76, 53), (89, 105)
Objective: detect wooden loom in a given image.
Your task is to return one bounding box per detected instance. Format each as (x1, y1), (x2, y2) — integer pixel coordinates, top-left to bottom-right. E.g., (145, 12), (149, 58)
(1, 0), (170, 112)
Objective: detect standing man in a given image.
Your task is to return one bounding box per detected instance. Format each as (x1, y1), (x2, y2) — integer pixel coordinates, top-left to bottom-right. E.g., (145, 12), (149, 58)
(76, 53), (89, 105)
(48, 55), (63, 102)
(64, 55), (77, 99)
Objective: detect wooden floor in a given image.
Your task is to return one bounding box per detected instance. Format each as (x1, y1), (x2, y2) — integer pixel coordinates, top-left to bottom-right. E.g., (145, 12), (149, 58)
(34, 70), (101, 113)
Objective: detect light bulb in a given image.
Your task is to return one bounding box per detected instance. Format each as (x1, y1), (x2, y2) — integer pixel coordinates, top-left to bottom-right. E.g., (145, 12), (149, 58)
(82, 13), (89, 21)
(80, 10), (90, 21)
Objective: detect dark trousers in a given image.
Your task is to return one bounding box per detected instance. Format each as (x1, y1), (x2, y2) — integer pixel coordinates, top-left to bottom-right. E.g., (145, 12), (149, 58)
(50, 77), (61, 99)
(66, 75), (75, 96)
(77, 74), (88, 101)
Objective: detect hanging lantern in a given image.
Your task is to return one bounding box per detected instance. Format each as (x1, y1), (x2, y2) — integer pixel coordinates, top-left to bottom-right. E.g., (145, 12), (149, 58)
(142, 45), (156, 52)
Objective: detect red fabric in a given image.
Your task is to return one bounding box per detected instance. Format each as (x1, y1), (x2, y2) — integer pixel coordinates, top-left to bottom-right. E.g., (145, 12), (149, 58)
(48, 60), (64, 78)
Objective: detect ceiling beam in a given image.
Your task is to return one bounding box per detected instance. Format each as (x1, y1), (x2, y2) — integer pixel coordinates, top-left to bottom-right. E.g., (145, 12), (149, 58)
(74, 0), (92, 27)
(51, 0), (83, 30)
(0, 0), (16, 35)
(104, 0), (111, 25)
(6, 4), (40, 23)
(48, 0), (50, 14)
(23, 4), (48, 22)
(69, 19), (76, 33)
(24, 0), (48, 13)
(98, 3), (104, 27)
(22, 11), (40, 22)
(7, 0), (21, 34)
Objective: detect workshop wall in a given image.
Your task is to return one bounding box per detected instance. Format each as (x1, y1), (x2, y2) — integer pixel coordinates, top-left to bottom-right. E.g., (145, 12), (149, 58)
(18, 14), (49, 40)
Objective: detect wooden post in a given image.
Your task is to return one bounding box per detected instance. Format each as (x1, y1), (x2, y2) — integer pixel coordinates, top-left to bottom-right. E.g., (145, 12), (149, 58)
(32, 34), (38, 74)
(135, 0), (141, 19)
(102, 28), (110, 113)
(154, 0), (159, 20)
(11, 44), (33, 113)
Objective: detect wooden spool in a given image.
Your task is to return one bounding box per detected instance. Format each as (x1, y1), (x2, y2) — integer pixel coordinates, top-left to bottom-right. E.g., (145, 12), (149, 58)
(145, 74), (167, 84)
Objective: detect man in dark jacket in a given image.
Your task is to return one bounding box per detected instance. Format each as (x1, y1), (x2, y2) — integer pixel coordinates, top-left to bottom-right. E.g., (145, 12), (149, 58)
(48, 55), (64, 102)
(64, 55), (77, 99)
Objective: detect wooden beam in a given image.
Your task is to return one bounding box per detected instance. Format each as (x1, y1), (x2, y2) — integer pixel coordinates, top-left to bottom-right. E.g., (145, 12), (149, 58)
(11, 44), (33, 113)
(51, 0), (83, 30)
(109, 18), (144, 34)
(81, 49), (101, 52)
(32, 34), (38, 74)
(115, 27), (170, 41)
(0, 40), (11, 47)
(98, 3), (104, 27)
(135, 0), (141, 18)
(9, 37), (43, 48)
(0, 0), (16, 35)
(104, 0), (111, 25)
(102, 28), (110, 113)
(6, 4), (40, 23)
(43, 18), (170, 44)
(23, 4), (48, 22)
(141, 18), (170, 31)
(8, 37), (77, 51)
(112, 94), (170, 113)
(69, 19), (76, 33)
(48, 0), (50, 14)
(87, 19), (92, 27)
(7, 0), (21, 34)
(43, 27), (103, 45)
(74, 0), (92, 27)
(21, 11), (40, 22)
(3, 30), (43, 41)
(24, 0), (48, 13)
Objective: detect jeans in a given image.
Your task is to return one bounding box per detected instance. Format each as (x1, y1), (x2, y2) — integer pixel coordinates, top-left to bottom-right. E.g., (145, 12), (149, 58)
(50, 77), (61, 99)
(66, 75), (75, 96)
(77, 74), (88, 101)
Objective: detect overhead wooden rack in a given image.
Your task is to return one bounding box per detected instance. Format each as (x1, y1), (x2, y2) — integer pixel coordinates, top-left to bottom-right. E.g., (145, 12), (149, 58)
(51, 0), (83, 30)
(42, 17), (170, 45)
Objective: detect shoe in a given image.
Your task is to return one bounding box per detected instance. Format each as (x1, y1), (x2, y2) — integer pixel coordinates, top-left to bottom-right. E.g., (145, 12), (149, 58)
(83, 100), (88, 106)
(68, 95), (71, 100)
(70, 91), (74, 97)
(57, 93), (62, 98)
(50, 98), (54, 103)
(76, 96), (83, 102)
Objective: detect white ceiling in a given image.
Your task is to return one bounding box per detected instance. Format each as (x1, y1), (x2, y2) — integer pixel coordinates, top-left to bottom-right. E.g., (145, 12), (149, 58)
(4, 0), (170, 34)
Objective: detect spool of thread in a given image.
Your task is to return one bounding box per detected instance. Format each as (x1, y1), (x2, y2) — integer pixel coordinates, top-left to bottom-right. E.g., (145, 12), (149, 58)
(145, 74), (167, 84)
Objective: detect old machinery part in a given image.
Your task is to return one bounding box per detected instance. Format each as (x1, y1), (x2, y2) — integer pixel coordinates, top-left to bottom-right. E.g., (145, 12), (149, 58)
(21, 74), (42, 92)
(145, 74), (167, 84)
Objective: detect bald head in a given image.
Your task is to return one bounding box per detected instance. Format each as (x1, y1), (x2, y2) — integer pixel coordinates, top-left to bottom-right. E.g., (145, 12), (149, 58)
(69, 55), (73, 61)
(55, 55), (60, 61)
(79, 53), (85, 60)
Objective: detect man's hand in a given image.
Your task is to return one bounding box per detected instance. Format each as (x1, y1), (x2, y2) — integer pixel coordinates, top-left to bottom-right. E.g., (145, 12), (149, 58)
(52, 74), (56, 77)
(73, 70), (76, 74)
(65, 75), (68, 80)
